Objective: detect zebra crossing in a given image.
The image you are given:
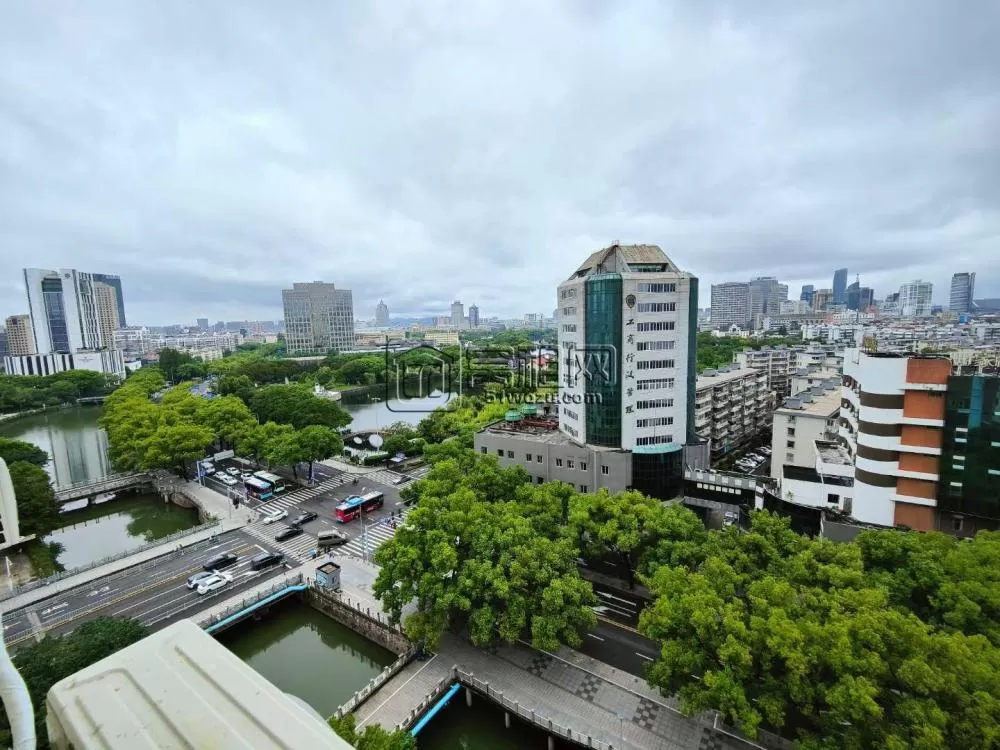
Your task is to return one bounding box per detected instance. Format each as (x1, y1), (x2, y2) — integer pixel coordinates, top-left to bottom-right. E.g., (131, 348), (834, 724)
(337, 514), (408, 560)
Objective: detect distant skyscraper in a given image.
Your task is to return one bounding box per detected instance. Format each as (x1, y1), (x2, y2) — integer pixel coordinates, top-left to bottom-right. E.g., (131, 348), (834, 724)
(281, 281), (355, 354)
(4, 315), (35, 356)
(800, 284), (815, 305)
(812, 288), (833, 311)
(749, 277), (782, 327)
(91, 273), (126, 327)
(196, 318), (209, 330)
(899, 280), (933, 317)
(375, 300), (389, 327)
(93, 281), (120, 350)
(450, 300), (465, 328)
(949, 272), (976, 314)
(845, 281), (874, 311)
(832, 268), (848, 305)
(468, 304), (480, 328)
(23, 268), (108, 353)
(710, 282), (750, 330)
(777, 283), (789, 303)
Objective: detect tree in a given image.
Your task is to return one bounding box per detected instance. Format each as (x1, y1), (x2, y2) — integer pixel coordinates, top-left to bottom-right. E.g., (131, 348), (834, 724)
(217, 373), (255, 404)
(235, 421), (295, 467)
(568, 489), (678, 588)
(265, 433), (309, 478)
(294, 426), (343, 480)
(195, 395), (257, 449)
(7, 461), (60, 537)
(328, 714), (415, 750)
(251, 384), (351, 430)
(142, 422), (214, 478)
(0, 438), (48, 467)
(157, 347), (199, 383)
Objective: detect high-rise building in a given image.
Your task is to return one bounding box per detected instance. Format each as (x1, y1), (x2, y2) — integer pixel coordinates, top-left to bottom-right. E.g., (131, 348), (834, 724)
(812, 288), (833, 311)
(0, 325), (7, 358)
(949, 272), (976, 314)
(23, 268), (109, 353)
(91, 273), (126, 327)
(450, 300), (465, 329)
(898, 280), (933, 317)
(800, 285), (815, 306)
(375, 300), (389, 327)
(749, 277), (782, 327)
(468, 304), (480, 328)
(845, 281), (875, 312)
(196, 318), (209, 330)
(281, 282), (355, 354)
(710, 282), (750, 330)
(5, 315), (35, 356)
(93, 281), (120, 351)
(777, 283), (789, 303)
(832, 268), (848, 305)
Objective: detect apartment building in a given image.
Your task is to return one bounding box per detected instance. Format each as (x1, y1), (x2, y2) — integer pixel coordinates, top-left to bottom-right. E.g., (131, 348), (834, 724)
(4, 314), (35, 356)
(710, 282), (750, 330)
(770, 383), (842, 486)
(282, 281), (355, 354)
(898, 280), (933, 318)
(694, 367), (770, 459)
(733, 346), (797, 398)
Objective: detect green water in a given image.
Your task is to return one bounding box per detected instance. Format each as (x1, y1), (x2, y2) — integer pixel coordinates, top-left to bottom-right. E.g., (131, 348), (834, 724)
(45, 493), (201, 569)
(218, 600), (396, 719)
(0, 406), (111, 487)
(415, 695), (577, 749)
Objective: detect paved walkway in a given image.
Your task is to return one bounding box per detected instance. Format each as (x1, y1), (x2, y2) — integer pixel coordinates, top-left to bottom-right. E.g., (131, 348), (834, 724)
(178, 479), (255, 525)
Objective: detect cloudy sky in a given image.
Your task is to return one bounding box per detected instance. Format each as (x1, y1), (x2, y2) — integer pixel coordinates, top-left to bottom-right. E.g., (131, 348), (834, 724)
(1, 0), (997, 325)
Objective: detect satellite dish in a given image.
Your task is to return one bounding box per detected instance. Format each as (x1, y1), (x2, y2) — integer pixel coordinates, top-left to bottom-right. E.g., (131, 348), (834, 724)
(353, 436), (363, 445)
(369, 434), (384, 449)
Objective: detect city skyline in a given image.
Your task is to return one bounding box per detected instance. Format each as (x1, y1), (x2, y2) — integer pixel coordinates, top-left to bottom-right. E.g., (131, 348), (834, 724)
(1, 2), (997, 324)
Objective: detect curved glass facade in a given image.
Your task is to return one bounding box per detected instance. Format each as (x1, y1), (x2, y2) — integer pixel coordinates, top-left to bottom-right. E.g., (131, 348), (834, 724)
(632, 446), (684, 500)
(584, 274), (622, 447)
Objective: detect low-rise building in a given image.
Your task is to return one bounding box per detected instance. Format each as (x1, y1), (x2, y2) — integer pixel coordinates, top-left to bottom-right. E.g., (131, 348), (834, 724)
(2, 350), (126, 380)
(694, 366), (770, 459)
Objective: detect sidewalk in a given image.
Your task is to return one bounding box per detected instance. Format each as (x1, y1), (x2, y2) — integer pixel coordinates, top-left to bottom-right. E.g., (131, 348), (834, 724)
(320, 457), (388, 476)
(178, 479), (254, 525)
(1, 520), (244, 612)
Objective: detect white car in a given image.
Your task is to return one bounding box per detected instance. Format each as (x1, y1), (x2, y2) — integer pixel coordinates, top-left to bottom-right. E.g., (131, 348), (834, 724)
(262, 509), (288, 525)
(186, 571), (215, 590)
(196, 572), (233, 596)
(218, 475), (238, 486)
(226, 467), (241, 477)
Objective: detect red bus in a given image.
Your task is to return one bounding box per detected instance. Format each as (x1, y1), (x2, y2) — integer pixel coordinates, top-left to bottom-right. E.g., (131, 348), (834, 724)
(335, 492), (385, 523)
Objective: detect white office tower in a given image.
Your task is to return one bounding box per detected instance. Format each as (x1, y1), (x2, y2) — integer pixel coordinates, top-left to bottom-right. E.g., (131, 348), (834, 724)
(24, 268), (107, 353)
(898, 280), (933, 318)
(450, 300), (465, 328)
(949, 273), (975, 314)
(281, 282), (355, 354)
(557, 244), (699, 498)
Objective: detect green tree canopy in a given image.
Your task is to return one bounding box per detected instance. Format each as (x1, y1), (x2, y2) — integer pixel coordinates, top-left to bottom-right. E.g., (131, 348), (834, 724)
(251, 384), (351, 430)
(0, 438), (48, 467)
(216, 373), (255, 404)
(294, 425), (343, 478)
(7, 461), (60, 537)
(328, 714), (415, 750)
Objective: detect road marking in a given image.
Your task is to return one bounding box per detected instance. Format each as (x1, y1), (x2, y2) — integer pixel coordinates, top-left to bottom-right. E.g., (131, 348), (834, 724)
(357, 654), (439, 729)
(41, 603), (68, 617)
(596, 615), (642, 635)
(585, 633), (605, 642)
(87, 586), (113, 597)
(254, 544), (268, 553)
(636, 653), (655, 662)
(596, 591), (639, 608)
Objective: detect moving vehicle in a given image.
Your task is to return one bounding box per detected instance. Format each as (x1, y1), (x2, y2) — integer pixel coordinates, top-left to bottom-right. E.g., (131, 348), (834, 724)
(335, 492), (385, 523)
(203, 552), (238, 571)
(317, 529), (348, 549)
(218, 474), (238, 486)
(200, 460), (215, 474)
(292, 510), (318, 526)
(196, 572), (233, 596)
(250, 551), (284, 571)
(254, 471), (286, 494)
(244, 476), (274, 502)
(275, 525), (304, 542)
(226, 467), (241, 477)
(241, 470), (254, 479)
(186, 571), (216, 590)
(262, 508), (288, 525)
(392, 475), (412, 486)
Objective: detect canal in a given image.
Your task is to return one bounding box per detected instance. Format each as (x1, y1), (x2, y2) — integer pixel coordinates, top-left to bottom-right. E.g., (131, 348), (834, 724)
(416, 695), (579, 749)
(340, 388), (462, 432)
(216, 599), (395, 719)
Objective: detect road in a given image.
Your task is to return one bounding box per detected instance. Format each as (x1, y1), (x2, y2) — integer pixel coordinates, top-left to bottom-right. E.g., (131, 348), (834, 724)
(1, 530), (289, 652)
(579, 620), (660, 677)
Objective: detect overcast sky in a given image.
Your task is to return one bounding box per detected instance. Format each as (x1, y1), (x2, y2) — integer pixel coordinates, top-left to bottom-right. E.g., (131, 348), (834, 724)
(1, 0), (997, 325)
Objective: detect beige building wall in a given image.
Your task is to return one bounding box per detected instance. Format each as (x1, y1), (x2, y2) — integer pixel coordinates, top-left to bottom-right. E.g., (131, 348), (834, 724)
(93, 282), (120, 350)
(5, 314), (36, 355)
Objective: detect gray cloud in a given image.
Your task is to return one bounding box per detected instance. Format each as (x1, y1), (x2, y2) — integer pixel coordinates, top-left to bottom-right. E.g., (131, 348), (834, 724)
(1, 0), (998, 325)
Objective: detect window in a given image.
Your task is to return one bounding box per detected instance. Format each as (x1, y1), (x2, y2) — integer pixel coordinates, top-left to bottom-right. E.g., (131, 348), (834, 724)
(637, 378), (674, 390)
(787, 428), (796, 436)
(636, 302), (676, 313)
(635, 434), (673, 446)
(560, 288), (577, 299)
(555, 458), (563, 467)
(536, 476), (544, 485)
(601, 465), (609, 475)
(536, 455), (543, 463)
(786, 452), (794, 462)
(636, 398), (674, 410)
(637, 321), (675, 332)
(526, 453), (532, 461)
(989, 469), (1000, 477)
(953, 464), (965, 471)
(952, 516), (964, 531)
(637, 359), (675, 370)
(636, 282), (676, 293)
(827, 493), (839, 504)
(636, 340), (675, 351)
(562, 306), (577, 315)
(956, 437), (967, 444)
(497, 449), (503, 456)
(562, 324), (577, 333)
(580, 462), (587, 471)
(567, 459), (575, 469)
(787, 440), (795, 448)
(637, 416), (674, 428)
(481, 447), (487, 454)
(507, 450), (514, 458)
(992, 441), (1000, 448)
(580, 485), (588, 493)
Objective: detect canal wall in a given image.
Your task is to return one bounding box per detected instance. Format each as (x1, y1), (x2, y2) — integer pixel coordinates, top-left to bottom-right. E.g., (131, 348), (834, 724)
(305, 587), (409, 655)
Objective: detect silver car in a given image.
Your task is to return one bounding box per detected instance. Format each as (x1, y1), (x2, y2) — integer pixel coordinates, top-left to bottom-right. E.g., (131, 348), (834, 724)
(186, 571), (215, 590)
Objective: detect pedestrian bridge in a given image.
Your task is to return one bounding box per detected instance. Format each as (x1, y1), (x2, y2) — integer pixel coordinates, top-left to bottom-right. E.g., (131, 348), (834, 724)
(55, 473), (151, 503)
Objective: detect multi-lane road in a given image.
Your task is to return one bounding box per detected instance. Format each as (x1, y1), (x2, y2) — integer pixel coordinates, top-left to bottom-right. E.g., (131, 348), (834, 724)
(2, 530), (288, 652)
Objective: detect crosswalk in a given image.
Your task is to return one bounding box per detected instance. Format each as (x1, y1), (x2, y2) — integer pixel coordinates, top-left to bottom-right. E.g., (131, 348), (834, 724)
(337, 514), (407, 560)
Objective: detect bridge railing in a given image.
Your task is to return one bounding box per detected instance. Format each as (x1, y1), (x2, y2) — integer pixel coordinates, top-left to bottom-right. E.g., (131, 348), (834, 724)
(195, 572), (305, 631)
(0, 521), (221, 604)
(54, 472), (149, 495)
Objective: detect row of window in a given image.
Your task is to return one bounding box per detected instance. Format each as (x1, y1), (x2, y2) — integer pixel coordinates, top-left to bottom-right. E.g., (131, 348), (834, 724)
(636, 434), (674, 446)
(636, 398), (674, 409)
(637, 378), (675, 390)
(637, 359), (675, 370)
(636, 302), (676, 313)
(636, 321), (675, 332)
(636, 340), (674, 351)
(562, 406), (579, 421)
(560, 288), (577, 299)
(562, 324), (577, 332)
(636, 416), (673, 428)
(484, 445), (611, 478)
(635, 282), (677, 293)
(562, 306), (576, 316)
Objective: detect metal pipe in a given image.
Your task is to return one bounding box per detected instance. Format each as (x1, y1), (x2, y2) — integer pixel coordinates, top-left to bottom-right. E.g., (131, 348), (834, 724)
(0, 609), (36, 749)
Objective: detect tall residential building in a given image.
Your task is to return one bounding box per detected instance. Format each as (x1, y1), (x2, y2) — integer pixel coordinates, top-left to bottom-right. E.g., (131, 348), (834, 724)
(91, 273), (126, 327)
(450, 300), (465, 328)
(800, 285), (815, 305)
(949, 272), (976, 314)
(468, 304), (480, 328)
(196, 318), (209, 330)
(832, 268), (848, 305)
(23, 268), (107, 353)
(93, 281), (121, 351)
(812, 288), (833, 311)
(375, 300), (389, 327)
(898, 280), (933, 317)
(5, 315), (35, 356)
(710, 282), (750, 330)
(777, 283), (789, 303)
(694, 366), (770, 459)
(281, 282), (355, 354)
(749, 276), (781, 327)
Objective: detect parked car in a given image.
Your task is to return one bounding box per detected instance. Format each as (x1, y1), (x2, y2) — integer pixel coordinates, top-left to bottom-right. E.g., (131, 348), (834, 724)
(262, 508), (288, 525)
(250, 551), (284, 571)
(759, 446), (772, 456)
(723, 511), (739, 528)
(241, 470), (254, 479)
(203, 552), (238, 571)
(186, 571), (216, 590)
(226, 467), (241, 477)
(292, 510), (318, 526)
(196, 572), (233, 596)
(218, 475), (238, 486)
(275, 525), (304, 542)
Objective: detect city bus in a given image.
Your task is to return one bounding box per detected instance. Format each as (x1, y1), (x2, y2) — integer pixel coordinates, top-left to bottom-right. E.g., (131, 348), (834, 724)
(254, 471), (286, 494)
(335, 492), (385, 523)
(244, 477), (273, 502)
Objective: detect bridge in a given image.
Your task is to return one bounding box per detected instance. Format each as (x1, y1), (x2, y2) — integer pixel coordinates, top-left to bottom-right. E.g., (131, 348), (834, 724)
(54, 473), (151, 503)
(76, 395), (110, 405)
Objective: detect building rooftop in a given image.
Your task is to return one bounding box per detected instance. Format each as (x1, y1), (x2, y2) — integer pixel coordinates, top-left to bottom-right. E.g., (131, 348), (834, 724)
(46, 619), (351, 750)
(479, 418), (576, 445)
(816, 440), (853, 466)
(695, 367), (761, 390)
(775, 385), (842, 417)
(568, 243), (681, 280)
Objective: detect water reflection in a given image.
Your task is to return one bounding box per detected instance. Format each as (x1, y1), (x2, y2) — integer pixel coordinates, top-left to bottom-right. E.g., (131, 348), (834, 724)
(0, 407), (110, 487)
